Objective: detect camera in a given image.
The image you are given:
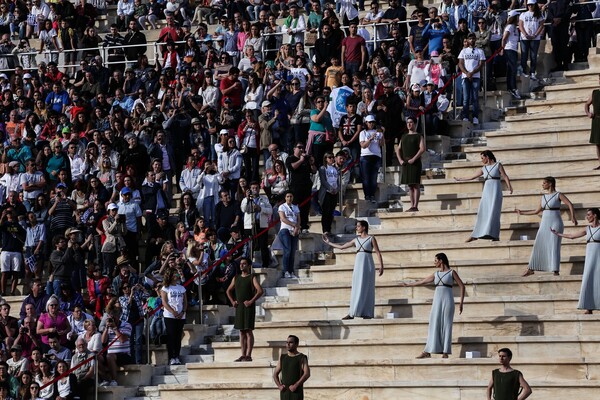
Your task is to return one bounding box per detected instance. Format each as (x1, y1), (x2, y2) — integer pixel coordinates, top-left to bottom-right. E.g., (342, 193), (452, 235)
(107, 317), (114, 324)
(21, 327), (28, 334)
(191, 95), (203, 104)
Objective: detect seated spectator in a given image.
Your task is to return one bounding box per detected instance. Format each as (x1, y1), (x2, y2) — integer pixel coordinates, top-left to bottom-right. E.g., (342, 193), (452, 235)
(13, 316), (41, 359)
(58, 284), (85, 315)
(54, 360), (79, 399)
(86, 265), (111, 316)
(35, 358), (56, 399)
(66, 305), (93, 344)
(111, 260), (140, 294)
(0, 362), (18, 399)
(36, 295), (71, 350)
(0, 304), (18, 350)
(71, 338), (96, 389)
(46, 332), (72, 366)
(6, 345), (28, 379)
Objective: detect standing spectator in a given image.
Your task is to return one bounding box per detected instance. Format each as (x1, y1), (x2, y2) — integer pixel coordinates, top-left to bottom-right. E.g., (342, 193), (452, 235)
(123, 20), (147, 67)
(220, 67), (243, 110)
(0, 209), (25, 296)
(374, 79), (404, 167)
(519, 0), (544, 79)
(240, 181), (272, 268)
(117, 187), (142, 264)
(118, 281), (146, 364)
(160, 267), (186, 365)
(237, 110), (260, 183)
(277, 191), (300, 278)
(501, 10), (521, 99)
(458, 33), (485, 125)
(283, 4), (305, 45)
(396, 117), (426, 212)
(341, 22), (366, 76)
(216, 134), (242, 200)
(100, 299), (132, 386)
(547, 0), (572, 72)
(381, 0), (408, 39)
(358, 114), (383, 204)
(214, 189), (241, 243)
(318, 152), (339, 236)
(103, 24), (126, 73)
(38, 19), (60, 65)
(101, 203), (127, 276)
(306, 95), (333, 167)
(226, 257), (263, 362)
(409, 9), (428, 56)
(285, 143), (315, 233)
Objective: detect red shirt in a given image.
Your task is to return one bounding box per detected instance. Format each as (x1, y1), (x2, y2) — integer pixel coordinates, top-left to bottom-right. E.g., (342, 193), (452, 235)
(219, 77), (242, 109)
(342, 35), (366, 64)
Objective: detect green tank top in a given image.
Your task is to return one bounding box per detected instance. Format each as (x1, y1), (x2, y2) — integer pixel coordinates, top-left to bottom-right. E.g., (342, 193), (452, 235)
(492, 369), (522, 400)
(280, 353), (306, 386)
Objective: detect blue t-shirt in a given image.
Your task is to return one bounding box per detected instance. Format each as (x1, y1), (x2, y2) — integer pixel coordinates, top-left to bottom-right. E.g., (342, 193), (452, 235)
(45, 91), (70, 113)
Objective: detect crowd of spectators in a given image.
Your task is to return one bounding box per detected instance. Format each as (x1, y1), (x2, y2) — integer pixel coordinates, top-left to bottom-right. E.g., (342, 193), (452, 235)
(0, 0), (594, 397)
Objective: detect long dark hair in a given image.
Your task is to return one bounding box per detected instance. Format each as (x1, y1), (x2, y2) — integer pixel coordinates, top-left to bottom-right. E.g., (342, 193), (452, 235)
(435, 252), (450, 267)
(480, 150), (496, 162)
(543, 176), (556, 191)
(588, 208), (600, 220)
(357, 220), (369, 233)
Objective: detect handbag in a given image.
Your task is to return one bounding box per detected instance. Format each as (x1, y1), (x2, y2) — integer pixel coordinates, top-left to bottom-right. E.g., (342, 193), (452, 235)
(304, 31), (318, 46)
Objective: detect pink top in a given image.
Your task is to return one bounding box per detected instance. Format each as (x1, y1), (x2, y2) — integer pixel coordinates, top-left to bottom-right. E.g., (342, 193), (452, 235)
(38, 311), (70, 345)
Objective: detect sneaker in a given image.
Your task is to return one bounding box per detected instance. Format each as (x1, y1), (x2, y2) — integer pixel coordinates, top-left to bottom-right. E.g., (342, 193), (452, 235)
(284, 272), (292, 279)
(301, 229), (309, 234)
(109, 380), (118, 386)
(472, 117), (479, 125)
(290, 273), (298, 279)
(462, 118), (469, 122)
(99, 381), (110, 387)
(370, 198), (377, 204)
(530, 72), (537, 80)
(510, 89), (521, 100)
(173, 357), (182, 365)
(169, 358), (176, 365)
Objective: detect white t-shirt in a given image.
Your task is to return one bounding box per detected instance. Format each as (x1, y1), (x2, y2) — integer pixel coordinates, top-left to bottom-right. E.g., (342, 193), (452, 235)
(161, 285), (186, 319)
(289, 67), (310, 90)
(359, 129), (383, 157)
(504, 24), (520, 52)
(278, 202), (299, 231)
(519, 11), (544, 40)
(458, 47), (486, 78)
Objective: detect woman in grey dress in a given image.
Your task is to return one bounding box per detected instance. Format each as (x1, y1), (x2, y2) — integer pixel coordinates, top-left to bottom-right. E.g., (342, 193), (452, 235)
(454, 150), (513, 242)
(401, 253), (465, 358)
(552, 208), (600, 314)
(322, 220), (384, 320)
(516, 177), (577, 277)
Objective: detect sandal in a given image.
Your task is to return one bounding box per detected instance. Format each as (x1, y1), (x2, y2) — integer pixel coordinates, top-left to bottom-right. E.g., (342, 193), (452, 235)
(341, 315), (354, 320)
(522, 269), (535, 277)
(465, 237), (477, 243)
(416, 352), (431, 359)
(234, 356), (245, 362)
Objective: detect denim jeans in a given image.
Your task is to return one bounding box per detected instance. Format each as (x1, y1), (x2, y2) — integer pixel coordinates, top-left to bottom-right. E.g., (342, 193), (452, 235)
(520, 39), (540, 74)
(461, 77), (481, 120)
(130, 321), (144, 364)
(360, 155), (381, 198)
(202, 196), (215, 229)
(278, 229), (298, 274)
(455, 75), (464, 107)
(505, 49), (518, 91)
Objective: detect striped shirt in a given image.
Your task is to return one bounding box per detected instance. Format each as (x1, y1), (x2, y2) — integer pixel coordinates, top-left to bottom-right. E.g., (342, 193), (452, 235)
(106, 321), (132, 354)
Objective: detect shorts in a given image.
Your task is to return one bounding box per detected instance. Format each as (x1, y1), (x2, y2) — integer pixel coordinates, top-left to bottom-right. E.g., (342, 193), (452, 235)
(0, 251), (22, 272)
(113, 352), (132, 366)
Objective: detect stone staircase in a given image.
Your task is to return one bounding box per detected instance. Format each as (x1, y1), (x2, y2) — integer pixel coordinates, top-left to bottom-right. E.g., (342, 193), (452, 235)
(150, 43), (600, 400)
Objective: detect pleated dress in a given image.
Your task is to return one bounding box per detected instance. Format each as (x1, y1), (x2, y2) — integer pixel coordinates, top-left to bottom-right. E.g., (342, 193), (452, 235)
(472, 163), (503, 240)
(528, 192), (563, 272)
(590, 89), (600, 145)
(348, 236), (376, 318)
(578, 226), (600, 311)
(424, 270), (455, 354)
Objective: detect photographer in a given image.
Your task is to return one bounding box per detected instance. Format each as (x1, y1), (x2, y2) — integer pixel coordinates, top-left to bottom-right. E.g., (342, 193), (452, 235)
(241, 181), (272, 268)
(14, 316), (41, 359)
(422, 16), (450, 56)
(101, 203), (127, 277)
(118, 282), (148, 365)
(100, 298), (132, 386)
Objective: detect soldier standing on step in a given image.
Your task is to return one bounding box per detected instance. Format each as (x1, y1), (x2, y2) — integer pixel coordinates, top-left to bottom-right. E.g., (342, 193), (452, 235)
(486, 348), (532, 400)
(273, 334), (311, 400)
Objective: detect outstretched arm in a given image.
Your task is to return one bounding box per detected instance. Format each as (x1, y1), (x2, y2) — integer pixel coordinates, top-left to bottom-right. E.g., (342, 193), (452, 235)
(551, 228), (586, 239)
(454, 169), (483, 182)
(322, 235), (355, 250)
(400, 273), (435, 287)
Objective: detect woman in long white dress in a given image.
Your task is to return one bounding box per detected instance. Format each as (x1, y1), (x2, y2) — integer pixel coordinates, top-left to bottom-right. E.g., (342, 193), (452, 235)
(401, 253), (465, 358)
(454, 150), (513, 242)
(552, 208), (600, 314)
(516, 177), (577, 277)
(322, 220), (384, 320)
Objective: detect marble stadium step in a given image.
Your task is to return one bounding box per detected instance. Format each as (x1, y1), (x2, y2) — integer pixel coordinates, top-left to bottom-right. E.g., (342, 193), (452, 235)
(97, 386), (139, 400)
(374, 206), (593, 230)
(188, 356), (600, 384)
(406, 187), (599, 212)
(501, 111), (588, 131)
(249, 314), (600, 342)
(462, 140), (592, 162)
(158, 379), (600, 400)
(332, 239), (586, 264)
(521, 96), (589, 114)
(442, 154), (598, 179)
(307, 257), (585, 283)
(327, 223), (571, 247)
(562, 68), (600, 84)
(482, 124), (590, 147)
(284, 275), (584, 304)
(544, 81), (600, 101)
(424, 169), (598, 196)
(262, 293), (580, 322)
(150, 344), (214, 366)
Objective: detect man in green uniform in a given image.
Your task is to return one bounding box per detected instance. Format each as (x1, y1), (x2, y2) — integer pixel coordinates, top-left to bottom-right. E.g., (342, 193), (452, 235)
(273, 335), (311, 400)
(486, 348), (532, 400)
